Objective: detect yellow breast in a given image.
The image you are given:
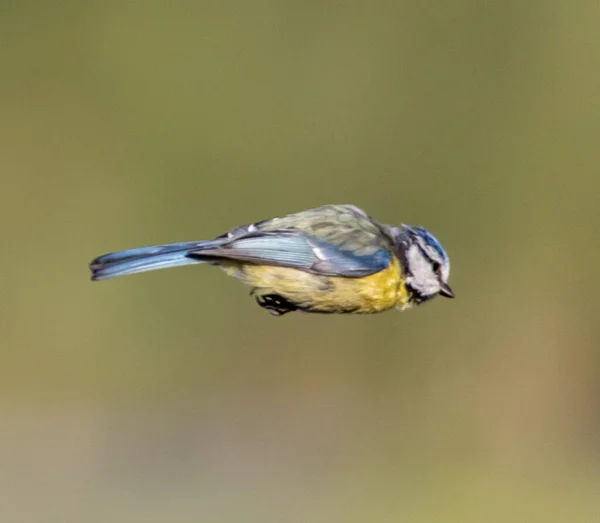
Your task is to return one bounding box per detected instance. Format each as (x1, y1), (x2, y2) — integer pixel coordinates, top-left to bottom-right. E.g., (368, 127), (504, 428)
(225, 256), (409, 314)
(325, 256), (409, 313)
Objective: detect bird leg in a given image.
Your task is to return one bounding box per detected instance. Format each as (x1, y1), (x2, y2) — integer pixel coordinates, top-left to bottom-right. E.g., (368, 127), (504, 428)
(254, 293), (298, 316)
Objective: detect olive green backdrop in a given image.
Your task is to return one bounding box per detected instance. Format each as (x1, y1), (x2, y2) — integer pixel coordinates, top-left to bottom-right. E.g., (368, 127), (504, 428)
(2, 2), (599, 522)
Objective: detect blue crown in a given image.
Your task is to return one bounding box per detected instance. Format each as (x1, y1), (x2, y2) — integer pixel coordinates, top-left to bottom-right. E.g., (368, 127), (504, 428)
(402, 225), (449, 265)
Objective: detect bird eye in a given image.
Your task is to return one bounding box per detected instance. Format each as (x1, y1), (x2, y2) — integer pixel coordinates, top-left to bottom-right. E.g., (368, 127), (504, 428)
(431, 261), (441, 274)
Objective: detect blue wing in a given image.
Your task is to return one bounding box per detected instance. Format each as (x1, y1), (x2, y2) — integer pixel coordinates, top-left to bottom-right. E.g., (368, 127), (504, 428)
(188, 231), (392, 277)
(90, 205), (394, 281)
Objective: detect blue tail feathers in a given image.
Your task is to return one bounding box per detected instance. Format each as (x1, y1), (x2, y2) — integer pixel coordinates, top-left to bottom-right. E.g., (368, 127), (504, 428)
(89, 240), (222, 281)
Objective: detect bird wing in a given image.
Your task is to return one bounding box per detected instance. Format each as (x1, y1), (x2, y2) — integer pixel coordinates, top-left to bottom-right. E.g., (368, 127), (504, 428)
(255, 204), (388, 254)
(188, 230), (392, 277)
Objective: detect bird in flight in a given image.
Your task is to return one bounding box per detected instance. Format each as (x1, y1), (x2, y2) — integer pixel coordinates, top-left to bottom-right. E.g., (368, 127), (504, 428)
(90, 204), (453, 316)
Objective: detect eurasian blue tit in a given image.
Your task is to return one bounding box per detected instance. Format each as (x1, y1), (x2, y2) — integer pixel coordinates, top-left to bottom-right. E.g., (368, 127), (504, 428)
(90, 204), (454, 316)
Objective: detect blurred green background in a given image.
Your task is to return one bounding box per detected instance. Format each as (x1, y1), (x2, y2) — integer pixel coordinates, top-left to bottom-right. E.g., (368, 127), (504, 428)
(2, 1), (599, 522)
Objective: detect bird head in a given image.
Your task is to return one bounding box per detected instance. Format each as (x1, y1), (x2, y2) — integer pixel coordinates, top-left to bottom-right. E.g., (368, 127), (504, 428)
(398, 225), (454, 303)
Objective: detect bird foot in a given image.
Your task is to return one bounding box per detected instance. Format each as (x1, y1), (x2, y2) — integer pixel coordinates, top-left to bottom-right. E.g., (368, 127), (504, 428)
(254, 293), (298, 316)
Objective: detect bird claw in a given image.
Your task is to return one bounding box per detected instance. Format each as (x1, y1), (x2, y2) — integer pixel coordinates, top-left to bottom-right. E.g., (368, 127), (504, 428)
(255, 293), (298, 316)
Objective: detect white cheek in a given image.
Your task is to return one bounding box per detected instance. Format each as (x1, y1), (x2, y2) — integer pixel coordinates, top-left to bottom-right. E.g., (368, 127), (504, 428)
(406, 246), (440, 295)
(407, 247), (427, 276)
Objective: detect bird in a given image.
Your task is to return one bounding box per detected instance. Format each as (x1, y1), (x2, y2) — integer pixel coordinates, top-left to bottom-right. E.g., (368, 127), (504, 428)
(89, 204), (454, 316)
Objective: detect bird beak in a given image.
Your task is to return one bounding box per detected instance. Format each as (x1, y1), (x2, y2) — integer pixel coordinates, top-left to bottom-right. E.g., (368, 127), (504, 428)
(439, 283), (455, 298)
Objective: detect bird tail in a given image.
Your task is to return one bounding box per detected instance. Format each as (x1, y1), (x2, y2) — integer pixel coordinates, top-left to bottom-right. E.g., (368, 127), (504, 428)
(89, 239), (224, 281)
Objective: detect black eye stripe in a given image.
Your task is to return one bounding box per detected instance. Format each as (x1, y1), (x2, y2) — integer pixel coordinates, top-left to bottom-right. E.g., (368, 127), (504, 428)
(399, 236), (443, 280)
(415, 242), (439, 270)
